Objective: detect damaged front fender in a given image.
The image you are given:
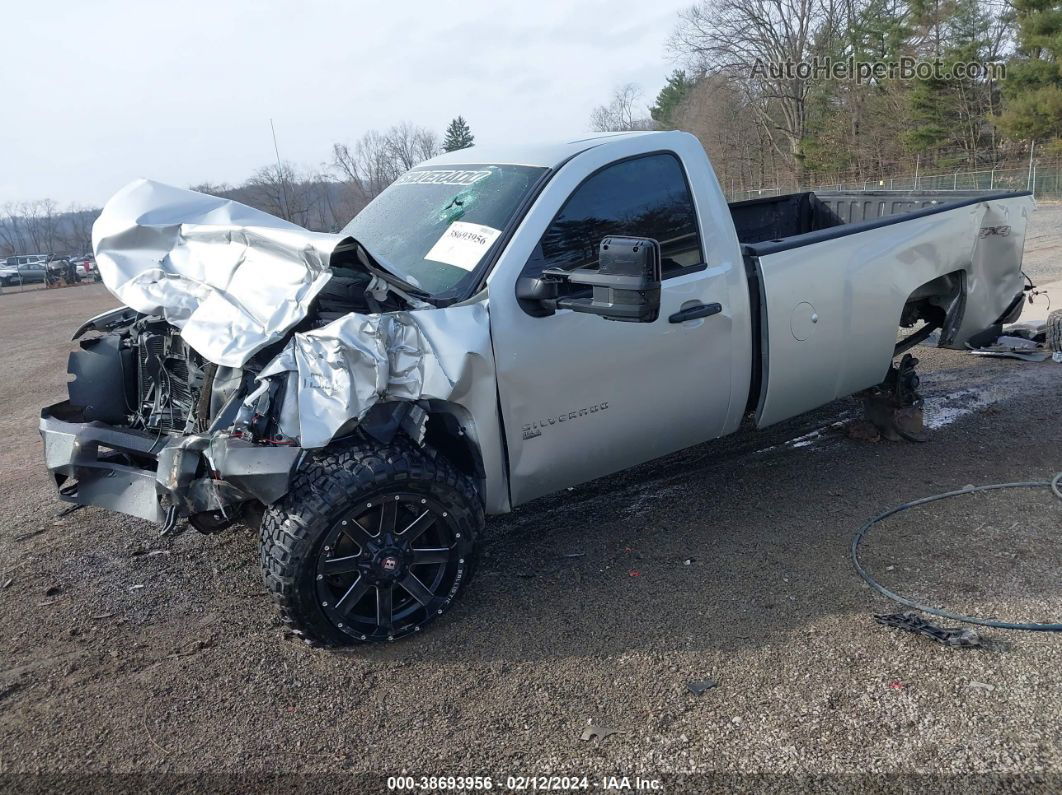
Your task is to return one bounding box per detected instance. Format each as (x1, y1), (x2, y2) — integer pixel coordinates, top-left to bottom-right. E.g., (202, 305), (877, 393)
(247, 302), (495, 449)
(49, 181), (511, 526)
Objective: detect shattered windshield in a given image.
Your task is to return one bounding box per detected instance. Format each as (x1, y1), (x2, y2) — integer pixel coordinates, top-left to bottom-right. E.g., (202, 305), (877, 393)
(340, 164), (547, 296)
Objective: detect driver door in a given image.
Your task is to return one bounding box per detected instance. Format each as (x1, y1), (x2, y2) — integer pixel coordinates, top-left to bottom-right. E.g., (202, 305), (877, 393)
(490, 152), (739, 506)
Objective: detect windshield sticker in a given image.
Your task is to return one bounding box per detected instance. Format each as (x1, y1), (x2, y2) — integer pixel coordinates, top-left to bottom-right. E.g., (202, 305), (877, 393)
(395, 170), (491, 187)
(424, 221), (502, 271)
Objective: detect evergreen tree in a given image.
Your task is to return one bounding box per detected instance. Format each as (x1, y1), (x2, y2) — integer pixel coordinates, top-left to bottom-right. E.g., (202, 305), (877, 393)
(997, 0), (1062, 146)
(442, 117), (475, 152)
(903, 0), (996, 163)
(650, 71), (697, 128)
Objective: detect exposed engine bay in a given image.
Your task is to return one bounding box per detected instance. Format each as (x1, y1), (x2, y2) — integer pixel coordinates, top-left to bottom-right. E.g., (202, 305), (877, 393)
(68, 264), (409, 438)
(48, 254), (437, 532)
(39, 177), (501, 532)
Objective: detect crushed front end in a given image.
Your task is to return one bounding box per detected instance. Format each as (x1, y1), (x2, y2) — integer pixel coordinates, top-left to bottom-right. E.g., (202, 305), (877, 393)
(40, 177), (502, 532)
(40, 309), (303, 531)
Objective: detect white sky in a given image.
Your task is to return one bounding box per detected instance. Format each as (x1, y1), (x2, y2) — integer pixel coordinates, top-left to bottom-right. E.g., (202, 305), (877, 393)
(0, 0), (687, 207)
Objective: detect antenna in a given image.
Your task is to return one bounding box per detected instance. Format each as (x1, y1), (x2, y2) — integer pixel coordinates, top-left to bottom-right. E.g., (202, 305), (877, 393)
(269, 118), (290, 219)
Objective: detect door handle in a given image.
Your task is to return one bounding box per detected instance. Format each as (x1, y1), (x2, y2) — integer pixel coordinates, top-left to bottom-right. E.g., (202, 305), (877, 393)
(668, 302), (722, 323)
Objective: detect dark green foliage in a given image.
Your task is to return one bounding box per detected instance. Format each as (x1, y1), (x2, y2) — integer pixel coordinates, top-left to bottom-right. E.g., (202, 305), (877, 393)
(442, 116), (475, 152)
(650, 71), (697, 128)
(997, 0), (1062, 143)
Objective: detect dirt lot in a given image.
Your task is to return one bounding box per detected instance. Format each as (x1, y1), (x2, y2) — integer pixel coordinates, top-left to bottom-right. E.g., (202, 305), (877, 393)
(0, 206), (1060, 791)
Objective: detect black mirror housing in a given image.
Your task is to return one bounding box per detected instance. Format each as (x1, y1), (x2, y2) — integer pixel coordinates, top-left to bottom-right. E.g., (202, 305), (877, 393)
(551, 236), (661, 322)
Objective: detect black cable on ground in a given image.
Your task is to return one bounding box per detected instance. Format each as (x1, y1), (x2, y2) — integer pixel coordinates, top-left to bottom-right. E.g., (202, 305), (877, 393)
(851, 473), (1062, 632)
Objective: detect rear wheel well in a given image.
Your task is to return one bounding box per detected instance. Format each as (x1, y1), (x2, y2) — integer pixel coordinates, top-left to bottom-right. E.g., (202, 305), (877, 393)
(897, 271), (965, 353)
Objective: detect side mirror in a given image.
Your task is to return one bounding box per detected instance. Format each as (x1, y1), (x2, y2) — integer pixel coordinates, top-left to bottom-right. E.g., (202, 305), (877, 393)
(558, 236), (661, 322)
(516, 236), (662, 322)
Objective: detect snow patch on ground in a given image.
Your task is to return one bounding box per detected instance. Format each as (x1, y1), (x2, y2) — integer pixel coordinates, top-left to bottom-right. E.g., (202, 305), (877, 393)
(922, 388), (993, 429)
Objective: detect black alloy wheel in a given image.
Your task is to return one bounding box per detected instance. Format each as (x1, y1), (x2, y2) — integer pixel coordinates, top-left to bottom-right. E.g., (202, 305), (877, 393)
(316, 492), (469, 641)
(260, 435), (482, 645)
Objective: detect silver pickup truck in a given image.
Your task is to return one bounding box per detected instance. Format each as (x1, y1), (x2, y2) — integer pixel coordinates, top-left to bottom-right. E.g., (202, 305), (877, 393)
(40, 131), (1033, 644)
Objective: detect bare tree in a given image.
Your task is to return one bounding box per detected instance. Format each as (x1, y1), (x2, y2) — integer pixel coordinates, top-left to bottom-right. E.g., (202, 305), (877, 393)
(332, 122), (441, 201)
(333, 131), (399, 200)
(673, 73), (769, 191)
(589, 83), (658, 132)
(188, 181), (235, 196)
(387, 121), (440, 170)
(61, 204), (99, 254)
(243, 162), (319, 226)
(0, 203), (29, 256)
(670, 0), (836, 180)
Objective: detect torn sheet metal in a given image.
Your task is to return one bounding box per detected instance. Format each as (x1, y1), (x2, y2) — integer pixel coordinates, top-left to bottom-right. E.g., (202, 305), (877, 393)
(753, 194), (1034, 428)
(253, 302), (495, 449)
(92, 179), (343, 367)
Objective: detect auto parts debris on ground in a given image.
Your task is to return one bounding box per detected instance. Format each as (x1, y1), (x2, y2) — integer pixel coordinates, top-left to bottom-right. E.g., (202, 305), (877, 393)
(852, 472), (1062, 632)
(874, 612), (982, 647)
(859, 353), (927, 442)
(580, 724), (626, 742)
(686, 678), (719, 695)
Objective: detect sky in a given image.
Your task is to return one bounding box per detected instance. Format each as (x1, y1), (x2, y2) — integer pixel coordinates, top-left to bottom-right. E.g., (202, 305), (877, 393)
(0, 0), (689, 207)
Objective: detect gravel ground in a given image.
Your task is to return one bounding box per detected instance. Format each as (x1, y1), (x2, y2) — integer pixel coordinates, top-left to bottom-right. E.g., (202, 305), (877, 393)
(0, 206), (1059, 791)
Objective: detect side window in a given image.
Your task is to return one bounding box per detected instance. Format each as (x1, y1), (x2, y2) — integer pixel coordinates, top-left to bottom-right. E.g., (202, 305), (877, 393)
(524, 153), (703, 279)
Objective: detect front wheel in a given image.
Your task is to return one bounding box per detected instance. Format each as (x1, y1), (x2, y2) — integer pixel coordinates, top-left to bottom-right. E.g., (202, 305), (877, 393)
(260, 436), (482, 645)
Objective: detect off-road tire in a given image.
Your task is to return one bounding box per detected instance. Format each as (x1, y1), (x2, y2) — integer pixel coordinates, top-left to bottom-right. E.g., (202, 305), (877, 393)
(260, 435), (483, 645)
(1048, 309), (1062, 354)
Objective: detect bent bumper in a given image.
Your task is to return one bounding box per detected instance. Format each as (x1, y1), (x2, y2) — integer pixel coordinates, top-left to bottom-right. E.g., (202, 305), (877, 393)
(40, 401), (302, 524)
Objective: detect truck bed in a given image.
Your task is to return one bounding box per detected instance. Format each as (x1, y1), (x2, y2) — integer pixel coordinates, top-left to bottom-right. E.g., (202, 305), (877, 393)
(731, 188), (1034, 430)
(730, 190), (1028, 255)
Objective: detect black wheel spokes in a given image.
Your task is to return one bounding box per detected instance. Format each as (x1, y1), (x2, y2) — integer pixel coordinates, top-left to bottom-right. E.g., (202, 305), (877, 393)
(401, 509), (437, 544)
(335, 575), (370, 612)
(411, 547), (451, 565)
(338, 516), (376, 547)
(321, 554), (361, 576)
(316, 493), (464, 641)
(378, 499), (398, 535)
(398, 572), (435, 606)
(376, 582), (394, 630)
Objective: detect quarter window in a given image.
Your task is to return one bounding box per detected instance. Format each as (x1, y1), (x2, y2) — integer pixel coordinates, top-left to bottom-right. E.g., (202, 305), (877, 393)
(524, 153), (703, 279)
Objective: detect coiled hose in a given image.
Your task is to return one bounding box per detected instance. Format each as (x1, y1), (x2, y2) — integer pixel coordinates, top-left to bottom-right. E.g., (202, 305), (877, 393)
(851, 472), (1062, 632)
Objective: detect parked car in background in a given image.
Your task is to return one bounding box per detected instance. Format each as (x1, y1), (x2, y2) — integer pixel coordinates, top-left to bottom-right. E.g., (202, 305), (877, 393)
(70, 254), (97, 279)
(1, 255), (49, 286)
(47, 255), (87, 285)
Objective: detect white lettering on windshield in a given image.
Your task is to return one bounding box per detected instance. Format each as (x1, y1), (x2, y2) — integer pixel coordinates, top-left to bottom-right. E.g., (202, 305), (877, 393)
(394, 170), (491, 187)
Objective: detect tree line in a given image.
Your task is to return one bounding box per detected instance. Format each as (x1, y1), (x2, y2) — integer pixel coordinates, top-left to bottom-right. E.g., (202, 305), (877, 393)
(593, 0), (1062, 193)
(0, 116), (476, 257)
(0, 200), (97, 259)
(5, 0), (1060, 256)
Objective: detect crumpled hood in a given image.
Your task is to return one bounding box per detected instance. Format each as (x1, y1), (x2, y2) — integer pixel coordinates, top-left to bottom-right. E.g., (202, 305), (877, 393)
(92, 179), (344, 367)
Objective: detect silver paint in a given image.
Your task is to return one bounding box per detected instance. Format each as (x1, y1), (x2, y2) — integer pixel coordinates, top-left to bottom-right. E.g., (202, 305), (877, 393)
(753, 194), (1033, 427)
(92, 178), (339, 367)
(77, 132), (1032, 522)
